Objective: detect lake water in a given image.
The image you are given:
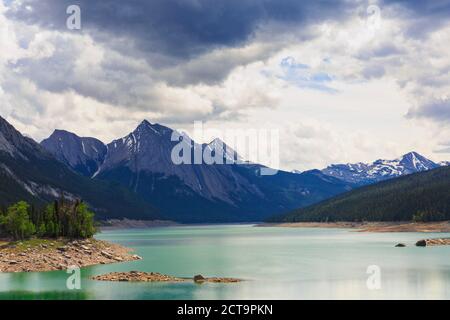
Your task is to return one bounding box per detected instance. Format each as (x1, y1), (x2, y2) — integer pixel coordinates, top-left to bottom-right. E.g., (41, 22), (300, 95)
(1, 224), (450, 299)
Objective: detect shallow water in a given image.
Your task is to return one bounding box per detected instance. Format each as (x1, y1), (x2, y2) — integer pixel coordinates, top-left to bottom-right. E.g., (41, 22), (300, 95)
(1, 224), (450, 299)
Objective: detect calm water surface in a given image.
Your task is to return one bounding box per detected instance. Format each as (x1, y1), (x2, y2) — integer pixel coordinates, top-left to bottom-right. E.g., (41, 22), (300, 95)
(1, 224), (450, 299)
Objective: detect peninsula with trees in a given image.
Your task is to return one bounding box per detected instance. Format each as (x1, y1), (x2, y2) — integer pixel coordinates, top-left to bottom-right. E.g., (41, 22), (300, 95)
(0, 197), (141, 273)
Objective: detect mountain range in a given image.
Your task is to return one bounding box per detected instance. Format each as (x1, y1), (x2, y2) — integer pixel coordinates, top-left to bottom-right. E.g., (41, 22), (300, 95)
(1, 115), (448, 223)
(39, 120), (352, 222)
(272, 165), (450, 222)
(317, 151), (447, 185)
(0, 116), (354, 222)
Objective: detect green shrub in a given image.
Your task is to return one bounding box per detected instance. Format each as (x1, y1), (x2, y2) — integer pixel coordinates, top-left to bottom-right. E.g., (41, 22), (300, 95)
(0, 201), (35, 240)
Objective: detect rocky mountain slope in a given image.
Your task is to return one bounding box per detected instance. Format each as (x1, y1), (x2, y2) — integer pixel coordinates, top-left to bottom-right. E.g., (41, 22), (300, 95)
(41, 130), (107, 177)
(92, 120), (353, 222)
(0, 116), (159, 220)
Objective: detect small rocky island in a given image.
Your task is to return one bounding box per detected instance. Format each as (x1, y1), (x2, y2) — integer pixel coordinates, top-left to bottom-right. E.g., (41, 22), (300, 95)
(92, 271), (242, 283)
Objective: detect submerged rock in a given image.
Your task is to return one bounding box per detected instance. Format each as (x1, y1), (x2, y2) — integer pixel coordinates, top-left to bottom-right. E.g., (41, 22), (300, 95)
(395, 243), (406, 247)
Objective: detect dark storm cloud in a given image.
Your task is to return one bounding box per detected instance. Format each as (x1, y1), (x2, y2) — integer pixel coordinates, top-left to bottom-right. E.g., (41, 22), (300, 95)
(383, 0), (450, 16)
(381, 0), (450, 37)
(6, 0), (353, 63)
(407, 99), (450, 123)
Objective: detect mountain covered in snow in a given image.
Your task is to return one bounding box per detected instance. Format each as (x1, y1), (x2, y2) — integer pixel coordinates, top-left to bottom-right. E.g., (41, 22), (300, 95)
(320, 152), (443, 185)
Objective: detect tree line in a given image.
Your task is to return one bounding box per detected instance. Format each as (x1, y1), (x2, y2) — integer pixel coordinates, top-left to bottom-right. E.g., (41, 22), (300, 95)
(0, 197), (96, 240)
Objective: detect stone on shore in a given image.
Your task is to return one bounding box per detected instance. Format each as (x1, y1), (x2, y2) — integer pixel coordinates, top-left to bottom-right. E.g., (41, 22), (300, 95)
(416, 239), (427, 246)
(193, 274), (206, 283)
(415, 238), (450, 247)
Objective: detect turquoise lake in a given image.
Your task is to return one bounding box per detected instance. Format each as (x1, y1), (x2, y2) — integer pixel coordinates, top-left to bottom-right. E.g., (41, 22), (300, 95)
(1, 224), (450, 299)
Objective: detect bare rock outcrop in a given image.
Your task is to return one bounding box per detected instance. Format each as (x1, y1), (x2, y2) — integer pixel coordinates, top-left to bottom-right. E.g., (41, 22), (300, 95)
(92, 272), (243, 283)
(92, 271), (185, 282)
(0, 238), (141, 273)
(416, 238), (450, 247)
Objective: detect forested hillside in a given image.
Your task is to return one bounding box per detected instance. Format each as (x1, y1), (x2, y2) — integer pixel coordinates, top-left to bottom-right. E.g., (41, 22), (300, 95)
(272, 166), (450, 222)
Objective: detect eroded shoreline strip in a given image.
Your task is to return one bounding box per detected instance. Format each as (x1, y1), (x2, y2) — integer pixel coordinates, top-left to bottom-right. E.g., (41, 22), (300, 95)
(0, 238), (141, 273)
(261, 221), (450, 233)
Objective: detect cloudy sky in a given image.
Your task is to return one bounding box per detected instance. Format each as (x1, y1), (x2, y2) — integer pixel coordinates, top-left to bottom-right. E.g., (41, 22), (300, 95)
(0, 0), (449, 170)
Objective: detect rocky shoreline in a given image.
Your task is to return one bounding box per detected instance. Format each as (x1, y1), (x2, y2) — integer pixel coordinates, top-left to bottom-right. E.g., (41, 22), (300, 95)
(0, 238), (141, 273)
(262, 221), (450, 233)
(92, 271), (242, 283)
(99, 218), (178, 230)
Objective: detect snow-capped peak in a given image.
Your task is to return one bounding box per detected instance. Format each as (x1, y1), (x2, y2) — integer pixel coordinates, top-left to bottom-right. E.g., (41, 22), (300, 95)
(321, 151), (440, 185)
(398, 151), (438, 172)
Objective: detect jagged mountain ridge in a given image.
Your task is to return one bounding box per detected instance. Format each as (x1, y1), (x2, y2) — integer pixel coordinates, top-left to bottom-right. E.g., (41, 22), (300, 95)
(38, 118), (450, 222)
(320, 151), (443, 185)
(91, 120), (353, 222)
(96, 120), (259, 204)
(0, 116), (159, 220)
(38, 119), (449, 222)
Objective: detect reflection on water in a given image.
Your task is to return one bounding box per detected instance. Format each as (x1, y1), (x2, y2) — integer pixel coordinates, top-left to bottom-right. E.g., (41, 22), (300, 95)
(1, 225), (450, 299)
(0, 291), (92, 300)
